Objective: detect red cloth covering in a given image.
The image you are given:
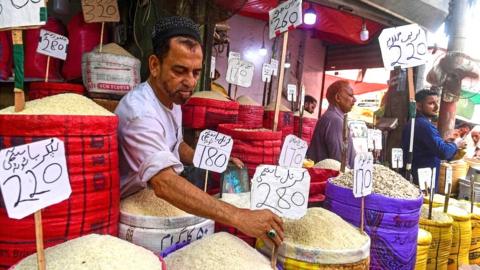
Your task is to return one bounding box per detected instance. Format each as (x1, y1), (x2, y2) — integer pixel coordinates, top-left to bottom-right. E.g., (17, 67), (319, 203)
(28, 82), (85, 100)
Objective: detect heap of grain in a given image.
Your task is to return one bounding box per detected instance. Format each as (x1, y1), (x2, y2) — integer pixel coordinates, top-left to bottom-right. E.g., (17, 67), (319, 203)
(183, 91), (239, 129)
(263, 102), (293, 142)
(0, 94), (119, 268)
(257, 208), (370, 269)
(118, 188), (214, 254)
(314, 159), (342, 171)
(219, 192), (251, 209)
(165, 232), (272, 270)
(236, 95), (264, 128)
(419, 205), (453, 269)
(423, 193), (459, 208)
(82, 42), (141, 98)
(293, 110), (318, 144)
(13, 234), (164, 270)
(325, 164), (423, 269)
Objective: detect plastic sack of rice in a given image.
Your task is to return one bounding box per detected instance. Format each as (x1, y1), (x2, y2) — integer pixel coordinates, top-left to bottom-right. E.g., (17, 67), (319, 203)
(165, 232), (273, 270)
(11, 234), (165, 270)
(325, 164), (422, 270)
(455, 200), (480, 264)
(419, 205), (453, 270)
(445, 206), (472, 270)
(257, 208), (370, 270)
(236, 95), (263, 128)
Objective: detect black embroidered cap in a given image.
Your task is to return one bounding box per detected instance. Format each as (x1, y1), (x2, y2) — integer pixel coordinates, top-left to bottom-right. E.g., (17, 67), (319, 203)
(152, 16), (202, 49)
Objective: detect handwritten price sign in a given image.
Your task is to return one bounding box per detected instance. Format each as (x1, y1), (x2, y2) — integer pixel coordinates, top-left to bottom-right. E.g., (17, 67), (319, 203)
(226, 59), (254, 88)
(418, 167), (433, 191)
(36, 29), (69, 60)
(193, 130), (233, 173)
(287, 84), (297, 102)
(81, 0), (120, 23)
(269, 0), (302, 39)
(444, 166), (453, 194)
(0, 138), (71, 219)
(0, 0), (46, 30)
(353, 152), (373, 198)
(378, 24), (428, 70)
(251, 165), (310, 219)
(367, 129), (382, 150)
(391, 148), (404, 169)
(262, 63), (273, 83)
(279, 135), (307, 168)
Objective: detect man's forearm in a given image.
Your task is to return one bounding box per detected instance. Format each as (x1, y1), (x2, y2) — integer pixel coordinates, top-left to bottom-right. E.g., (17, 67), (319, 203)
(179, 141), (194, 165)
(149, 167), (240, 226)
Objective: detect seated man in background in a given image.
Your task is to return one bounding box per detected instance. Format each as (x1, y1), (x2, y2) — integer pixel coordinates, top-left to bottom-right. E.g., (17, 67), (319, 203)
(304, 95), (317, 114)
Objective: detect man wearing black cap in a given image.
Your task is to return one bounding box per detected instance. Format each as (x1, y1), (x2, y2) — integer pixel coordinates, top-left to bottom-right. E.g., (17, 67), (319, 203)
(115, 16), (283, 246)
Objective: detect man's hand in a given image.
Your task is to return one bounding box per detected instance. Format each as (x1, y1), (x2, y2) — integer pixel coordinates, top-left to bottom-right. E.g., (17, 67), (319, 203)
(232, 208), (284, 246)
(230, 157), (244, 169)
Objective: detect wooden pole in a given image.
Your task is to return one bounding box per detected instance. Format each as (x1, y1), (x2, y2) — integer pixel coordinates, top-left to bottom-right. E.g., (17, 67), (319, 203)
(34, 211), (46, 270)
(203, 170), (209, 192)
(100, 22), (105, 53)
(12, 30), (25, 112)
(405, 67), (416, 182)
(272, 32), (289, 132)
(340, 113), (349, 173)
(45, 56), (50, 83)
(360, 196), (365, 234)
(444, 183), (451, 213)
(234, 84), (238, 100)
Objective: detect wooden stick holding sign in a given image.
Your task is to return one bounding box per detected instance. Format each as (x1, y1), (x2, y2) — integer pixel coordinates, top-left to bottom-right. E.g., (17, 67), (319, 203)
(272, 33), (288, 132)
(340, 113), (349, 173)
(81, 0), (120, 52)
(193, 130), (233, 192)
(0, 138), (72, 270)
(353, 152), (373, 234)
(297, 85), (305, 139)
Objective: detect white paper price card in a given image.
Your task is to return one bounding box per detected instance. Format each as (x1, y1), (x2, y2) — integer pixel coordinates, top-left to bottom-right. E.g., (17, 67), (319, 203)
(418, 168), (433, 191)
(0, 0), (46, 30)
(262, 63), (273, 83)
(279, 135), (307, 168)
(251, 165), (310, 219)
(378, 24), (428, 70)
(444, 166), (453, 194)
(36, 30), (69, 60)
(391, 148), (403, 169)
(210, 56), (216, 79)
(81, 0), (120, 23)
(0, 138), (72, 220)
(367, 129), (382, 150)
(287, 84), (297, 102)
(269, 0), (303, 39)
(270, 58), (279, 76)
(193, 129), (233, 173)
(226, 59), (254, 88)
(228, 51), (241, 62)
(353, 152), (373, 198)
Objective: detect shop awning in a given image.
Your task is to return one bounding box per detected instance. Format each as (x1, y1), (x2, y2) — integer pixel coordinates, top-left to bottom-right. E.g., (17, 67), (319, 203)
(239, 0), (384, 45)
(322, 74), (387, 97)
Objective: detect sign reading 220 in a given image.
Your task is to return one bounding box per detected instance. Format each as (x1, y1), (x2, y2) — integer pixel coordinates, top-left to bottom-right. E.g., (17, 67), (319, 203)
(0, 138), (71, 219)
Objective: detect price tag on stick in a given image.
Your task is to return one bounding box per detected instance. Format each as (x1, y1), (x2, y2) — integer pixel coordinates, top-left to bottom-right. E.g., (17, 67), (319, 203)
(226, 59), (254, 88)
(210, 56), (216, 79)
(418, 168), (433, 191)
(37, 30), (69, 60)
(251, 165), (310, 219)
(81, 0), (120, 23)
(287, 84), (297, 102)
(193, 130), (233, 174)
(268, 0), (303, 39)
(270, 59), (279, 77)
(279, 135), (307, 168)
(262, 63), (273, 83)
(444, 166), (453, 194)
(353, 152), (374, 198)
(0, 138), (72, 219)
(391, 148), (403, 169)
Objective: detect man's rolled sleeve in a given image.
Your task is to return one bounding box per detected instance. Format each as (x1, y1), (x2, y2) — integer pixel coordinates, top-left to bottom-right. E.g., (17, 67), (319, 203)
(120, 116), (183, 184)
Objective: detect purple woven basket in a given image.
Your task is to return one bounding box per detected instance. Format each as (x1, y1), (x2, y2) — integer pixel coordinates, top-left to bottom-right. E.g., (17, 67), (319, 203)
(324, 179), (423, 270)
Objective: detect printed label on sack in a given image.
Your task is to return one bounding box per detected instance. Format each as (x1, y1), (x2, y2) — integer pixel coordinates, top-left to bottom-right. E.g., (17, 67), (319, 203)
(378, 24), (428, 70)
(251, 165), (310, 219)
(269, 0), (303, 39)
(193, 130), (233, 173)
(0, 0), (46, 29)
(226, 59), (254, 88)
(0, 138), (72, 219)
(36, 29), (69, 60)
(81, 0), (120, 23)
(353, 152), (373, 198)
(279, 135), (307, 168)
(391, 148), (403, 169)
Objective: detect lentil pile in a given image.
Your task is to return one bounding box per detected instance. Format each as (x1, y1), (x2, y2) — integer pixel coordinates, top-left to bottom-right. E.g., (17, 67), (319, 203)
(121, 188), (187, 217)
(14, 234), (163, 270)
(283, 208), (369, 249)
(0, 94), (113, 116)
(264, 102), (291, 112)
(330, 164), (420, 199)
(314, 159), (342, 171)
(165, 232), (272, 270)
